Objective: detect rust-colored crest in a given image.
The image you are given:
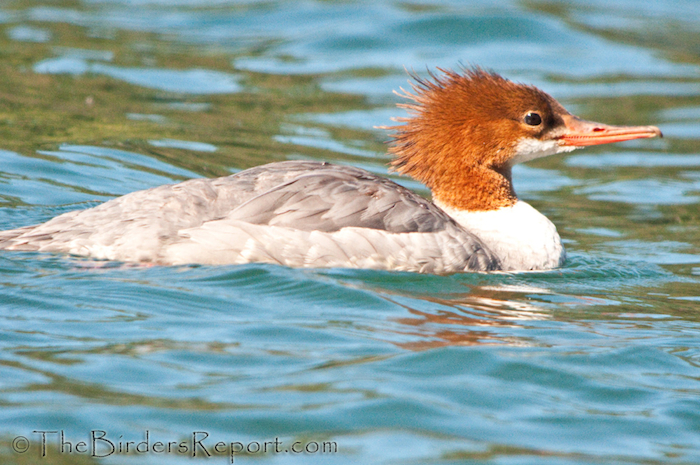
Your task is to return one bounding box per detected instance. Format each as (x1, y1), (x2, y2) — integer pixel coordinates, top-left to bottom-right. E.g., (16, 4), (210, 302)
(385, 67), (555, 210)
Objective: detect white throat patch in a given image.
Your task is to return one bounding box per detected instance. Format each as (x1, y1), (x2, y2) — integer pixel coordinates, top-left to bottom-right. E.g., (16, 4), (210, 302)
(435, 200), (565, 271)
(510, 138), (578, 165)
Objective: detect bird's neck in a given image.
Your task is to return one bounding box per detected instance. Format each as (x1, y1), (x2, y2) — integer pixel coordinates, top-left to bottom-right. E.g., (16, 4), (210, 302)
(430, 164), (517, 212)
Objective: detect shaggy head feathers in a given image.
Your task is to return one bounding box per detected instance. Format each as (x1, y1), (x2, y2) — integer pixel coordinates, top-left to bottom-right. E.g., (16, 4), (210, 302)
(385, 67), (568, 210)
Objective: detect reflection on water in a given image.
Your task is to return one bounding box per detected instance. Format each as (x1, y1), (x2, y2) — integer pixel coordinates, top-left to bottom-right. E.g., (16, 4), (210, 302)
(0, 0), (699, 464)
(373, 284), (549, 349)
(377, 282), (630, 350)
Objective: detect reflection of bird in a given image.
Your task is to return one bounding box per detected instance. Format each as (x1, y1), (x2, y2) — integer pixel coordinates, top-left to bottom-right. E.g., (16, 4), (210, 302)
(0, 68), (661, 273)
(388, 286), (552, 349)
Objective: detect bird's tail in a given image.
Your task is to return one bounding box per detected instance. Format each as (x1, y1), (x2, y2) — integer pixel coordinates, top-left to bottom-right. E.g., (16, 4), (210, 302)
(0, 226), (40, 250)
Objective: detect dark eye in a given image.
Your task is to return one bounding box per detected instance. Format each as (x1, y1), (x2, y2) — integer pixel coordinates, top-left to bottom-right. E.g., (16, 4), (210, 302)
(524, 112), (542, 126)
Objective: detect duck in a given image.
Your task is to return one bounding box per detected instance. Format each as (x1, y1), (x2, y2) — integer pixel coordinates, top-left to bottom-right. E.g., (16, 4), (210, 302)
(0, 68), (661, 273)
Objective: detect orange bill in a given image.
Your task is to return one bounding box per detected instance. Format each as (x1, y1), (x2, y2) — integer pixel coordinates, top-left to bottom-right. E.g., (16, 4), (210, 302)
(559, 114), (662, 147)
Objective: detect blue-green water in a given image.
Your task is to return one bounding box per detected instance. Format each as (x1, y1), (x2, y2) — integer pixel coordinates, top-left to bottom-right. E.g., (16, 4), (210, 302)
(1, 1), (700, 464)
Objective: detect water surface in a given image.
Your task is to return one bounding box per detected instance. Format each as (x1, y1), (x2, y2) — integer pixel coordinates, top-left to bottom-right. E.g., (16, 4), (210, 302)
(0, 1), (699, 464)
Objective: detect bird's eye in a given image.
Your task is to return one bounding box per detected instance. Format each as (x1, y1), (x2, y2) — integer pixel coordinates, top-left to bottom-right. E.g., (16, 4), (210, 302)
(524, 112), (542, 126)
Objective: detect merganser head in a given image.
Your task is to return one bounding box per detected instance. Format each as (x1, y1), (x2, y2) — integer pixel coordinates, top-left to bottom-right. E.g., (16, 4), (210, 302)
(387, 67), (662, 211)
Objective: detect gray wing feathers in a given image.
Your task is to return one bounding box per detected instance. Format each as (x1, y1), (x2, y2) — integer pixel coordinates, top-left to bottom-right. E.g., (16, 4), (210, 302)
(224, 170), (454, 233)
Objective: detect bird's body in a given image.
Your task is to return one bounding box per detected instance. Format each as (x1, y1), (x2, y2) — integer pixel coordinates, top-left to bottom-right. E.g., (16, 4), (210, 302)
(0, 68), (661, 273)
(0, 161), (500, 273)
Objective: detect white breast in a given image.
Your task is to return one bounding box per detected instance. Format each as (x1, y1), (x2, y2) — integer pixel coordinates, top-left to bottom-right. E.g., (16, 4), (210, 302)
(435, 200), (565, 271)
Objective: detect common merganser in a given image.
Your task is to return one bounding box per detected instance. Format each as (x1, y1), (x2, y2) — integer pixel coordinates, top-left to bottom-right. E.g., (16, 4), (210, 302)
(0, 68), (661, 273)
